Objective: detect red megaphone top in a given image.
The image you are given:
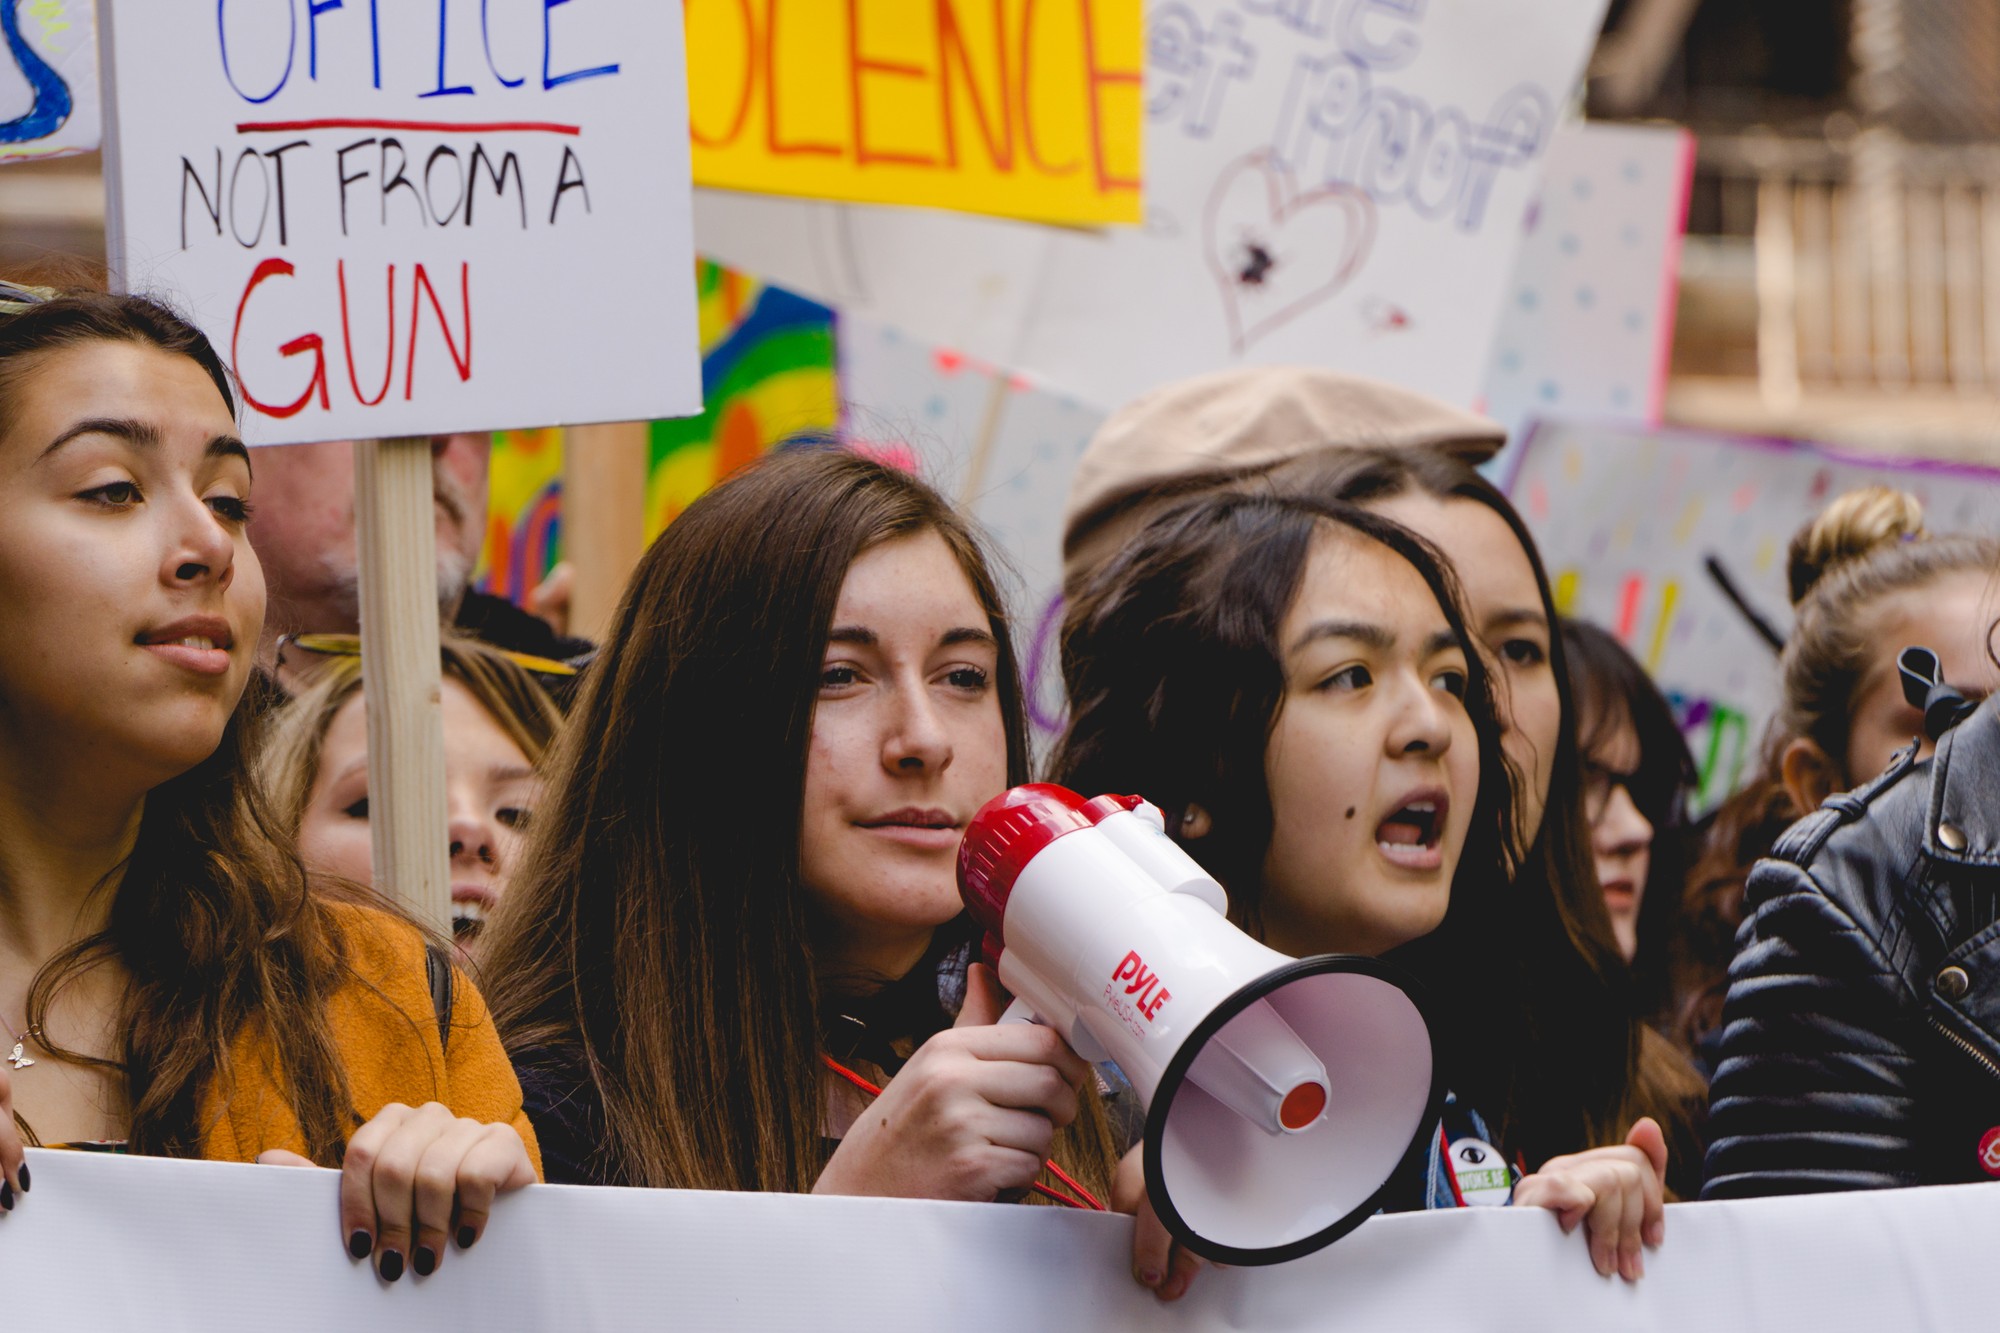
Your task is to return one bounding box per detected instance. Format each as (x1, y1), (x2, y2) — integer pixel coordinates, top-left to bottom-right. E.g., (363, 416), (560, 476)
(956, 784), (1147, 943)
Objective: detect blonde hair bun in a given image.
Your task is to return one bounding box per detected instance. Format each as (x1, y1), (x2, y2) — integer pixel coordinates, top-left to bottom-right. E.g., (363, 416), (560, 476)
(1787, 485), (1927, 605)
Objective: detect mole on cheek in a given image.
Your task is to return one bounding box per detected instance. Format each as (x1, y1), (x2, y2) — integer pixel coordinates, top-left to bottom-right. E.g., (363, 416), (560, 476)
(1345, 807), (1356, 819)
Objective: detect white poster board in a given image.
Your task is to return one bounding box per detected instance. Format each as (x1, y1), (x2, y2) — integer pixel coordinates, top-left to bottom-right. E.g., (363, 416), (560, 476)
(14, 1147), (2000, 1332)
(0, 0), (97, 163)
(1508, 421), (2000, 809)
(99, 0), (701, 445)
(697, 0), (1611, 412)
(1480, 121), (1694, 446)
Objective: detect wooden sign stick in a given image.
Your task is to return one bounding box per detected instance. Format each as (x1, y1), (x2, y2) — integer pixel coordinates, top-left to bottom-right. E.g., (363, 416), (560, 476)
(353, 436), (451, 932)
(562, 421), (652, 641)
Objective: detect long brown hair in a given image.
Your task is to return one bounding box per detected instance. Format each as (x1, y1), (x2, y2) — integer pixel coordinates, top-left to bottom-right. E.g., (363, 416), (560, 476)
(1675, 487), (2000, 1056)
(1261, 447), (1701, 1175)
(3, 290), (361, 1160)
(481, 447), (1118, 1197)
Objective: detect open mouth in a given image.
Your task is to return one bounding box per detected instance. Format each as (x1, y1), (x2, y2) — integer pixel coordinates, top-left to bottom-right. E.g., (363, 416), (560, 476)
(452, 886), (496, 941)
(1375, 793), (1447, 870)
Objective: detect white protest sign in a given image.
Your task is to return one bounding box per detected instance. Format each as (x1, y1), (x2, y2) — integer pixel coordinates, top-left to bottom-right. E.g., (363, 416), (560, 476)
(696, 0), (1610, 412)
(1481, 121), (1694, 449)
(0, 0), (97, 162)
(14, 1147), (2000, 1332)
(99, 0), (701, 445)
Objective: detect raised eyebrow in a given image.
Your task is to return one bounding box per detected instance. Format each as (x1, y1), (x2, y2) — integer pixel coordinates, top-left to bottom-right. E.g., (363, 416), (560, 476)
(38, 416), (161, 460)
(1288, 619), (1395, 656)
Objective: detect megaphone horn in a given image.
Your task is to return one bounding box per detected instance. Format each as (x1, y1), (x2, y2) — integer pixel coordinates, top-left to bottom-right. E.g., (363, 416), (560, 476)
(958, 784), (1444, 1266)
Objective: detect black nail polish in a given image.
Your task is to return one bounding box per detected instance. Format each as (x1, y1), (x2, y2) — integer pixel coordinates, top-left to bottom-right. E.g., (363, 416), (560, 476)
(378, 1249), (404, 1282)
(16, 1163), (28, 1193)
(1, 1181), (13, 1211)
(348, 1230), (373, 1260)
(413, 1247), (436, 1277)
(457, 1226), (477, 1250)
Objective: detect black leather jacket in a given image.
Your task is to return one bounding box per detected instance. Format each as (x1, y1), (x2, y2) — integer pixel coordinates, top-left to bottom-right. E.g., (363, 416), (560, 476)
(1703, 695), (2000, 1199)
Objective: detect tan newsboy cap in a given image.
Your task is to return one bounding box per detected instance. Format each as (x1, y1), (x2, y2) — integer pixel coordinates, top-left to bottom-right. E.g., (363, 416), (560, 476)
(1061, 366), (1504, 597)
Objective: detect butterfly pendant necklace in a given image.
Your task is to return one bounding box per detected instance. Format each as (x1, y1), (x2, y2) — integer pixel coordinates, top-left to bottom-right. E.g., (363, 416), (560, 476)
(4, 1012), (36, 1070)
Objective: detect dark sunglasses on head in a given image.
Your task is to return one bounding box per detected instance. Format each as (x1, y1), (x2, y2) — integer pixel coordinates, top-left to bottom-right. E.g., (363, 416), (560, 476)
(0, 281), (54, 314)
(276, 632), (580, 679)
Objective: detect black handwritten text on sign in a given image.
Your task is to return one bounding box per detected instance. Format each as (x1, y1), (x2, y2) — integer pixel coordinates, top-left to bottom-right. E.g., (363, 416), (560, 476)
(102, 0), (703, 445)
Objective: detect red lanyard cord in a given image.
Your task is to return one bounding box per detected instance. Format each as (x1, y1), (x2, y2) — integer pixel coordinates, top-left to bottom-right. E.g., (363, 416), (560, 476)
(822, 1055), (1105, 1211)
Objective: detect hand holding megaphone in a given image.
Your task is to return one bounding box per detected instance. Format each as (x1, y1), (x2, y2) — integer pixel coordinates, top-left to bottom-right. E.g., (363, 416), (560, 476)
(812, 964), (1092, 1203)
(959, 784), (1443, 1266)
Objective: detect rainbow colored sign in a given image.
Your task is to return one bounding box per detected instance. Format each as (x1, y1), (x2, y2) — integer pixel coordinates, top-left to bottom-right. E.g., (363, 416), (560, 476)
(475, 260), (838, 601)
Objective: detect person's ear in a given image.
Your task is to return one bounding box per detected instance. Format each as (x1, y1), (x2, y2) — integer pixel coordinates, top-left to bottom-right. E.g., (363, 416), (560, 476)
(1779, 738), (1841, 814)
(1176, 803), (1213, 840)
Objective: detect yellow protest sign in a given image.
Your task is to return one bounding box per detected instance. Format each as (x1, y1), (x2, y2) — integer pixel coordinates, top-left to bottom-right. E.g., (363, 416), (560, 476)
(686, 0), (1143, 225)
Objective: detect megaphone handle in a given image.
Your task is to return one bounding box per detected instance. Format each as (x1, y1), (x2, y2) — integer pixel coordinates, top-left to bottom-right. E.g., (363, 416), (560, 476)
(998, 997), (1040, 1027)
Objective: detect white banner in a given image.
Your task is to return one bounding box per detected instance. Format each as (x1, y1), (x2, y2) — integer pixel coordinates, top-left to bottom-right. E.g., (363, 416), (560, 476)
(9, 1146), (1997, 1331)
(99, 0), (701, 445)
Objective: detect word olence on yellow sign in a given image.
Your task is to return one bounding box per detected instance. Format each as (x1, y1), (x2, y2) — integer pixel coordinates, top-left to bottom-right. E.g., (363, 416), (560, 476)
(686, 0), (1143, 225)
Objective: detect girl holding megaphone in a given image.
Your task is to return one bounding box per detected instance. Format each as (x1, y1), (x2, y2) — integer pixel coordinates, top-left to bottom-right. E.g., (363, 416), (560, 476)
(1053, 489), (1673, 1282)
(0, 286), (539, 1283)
(481, 449), (1200, 1293)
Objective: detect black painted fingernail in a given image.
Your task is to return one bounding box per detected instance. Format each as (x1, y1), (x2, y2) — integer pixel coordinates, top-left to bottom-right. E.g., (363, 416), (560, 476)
(348, 1229), (373, 1260)
(1, 1181), (14, 1211)
(16, 1163), (28, 1193)
(457, 1226), (477, 1250)
(413, 1246), (437, 1277)
(377, 1249), (404, 1282)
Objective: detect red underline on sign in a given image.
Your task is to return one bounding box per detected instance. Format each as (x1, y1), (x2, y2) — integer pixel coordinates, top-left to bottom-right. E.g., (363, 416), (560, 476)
(235, 118), (582, 136)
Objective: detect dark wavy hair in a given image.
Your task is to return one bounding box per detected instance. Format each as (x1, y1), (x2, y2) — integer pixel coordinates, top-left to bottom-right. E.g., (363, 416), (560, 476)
(1262, 446), (1703, 1177)
(2, 288), (366, 1161)
(1049, 491), (1525, 1131)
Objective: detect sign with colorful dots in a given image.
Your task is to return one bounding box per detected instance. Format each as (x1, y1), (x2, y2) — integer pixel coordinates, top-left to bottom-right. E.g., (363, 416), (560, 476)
(1481, 122), (1694, 454)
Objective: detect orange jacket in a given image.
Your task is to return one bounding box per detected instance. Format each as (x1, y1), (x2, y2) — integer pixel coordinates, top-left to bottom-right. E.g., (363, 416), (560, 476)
(196, 901), (542, 1178)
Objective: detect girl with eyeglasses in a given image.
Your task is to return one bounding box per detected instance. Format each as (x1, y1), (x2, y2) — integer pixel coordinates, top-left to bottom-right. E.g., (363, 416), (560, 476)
(1559, 619), (1698, 1030)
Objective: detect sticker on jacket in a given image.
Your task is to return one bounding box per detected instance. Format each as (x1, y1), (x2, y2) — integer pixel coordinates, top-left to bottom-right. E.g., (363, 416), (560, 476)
(1977, 1126), (2000, 1178)
(1448, 1136), (1514, 1206)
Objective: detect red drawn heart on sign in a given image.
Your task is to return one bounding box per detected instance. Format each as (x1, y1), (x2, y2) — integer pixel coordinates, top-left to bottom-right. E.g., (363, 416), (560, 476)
(1203, 152), (1378, 354)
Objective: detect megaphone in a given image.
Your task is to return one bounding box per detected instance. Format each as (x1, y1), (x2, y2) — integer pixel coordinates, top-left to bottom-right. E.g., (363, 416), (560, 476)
(958, 784), (1443, 1266)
